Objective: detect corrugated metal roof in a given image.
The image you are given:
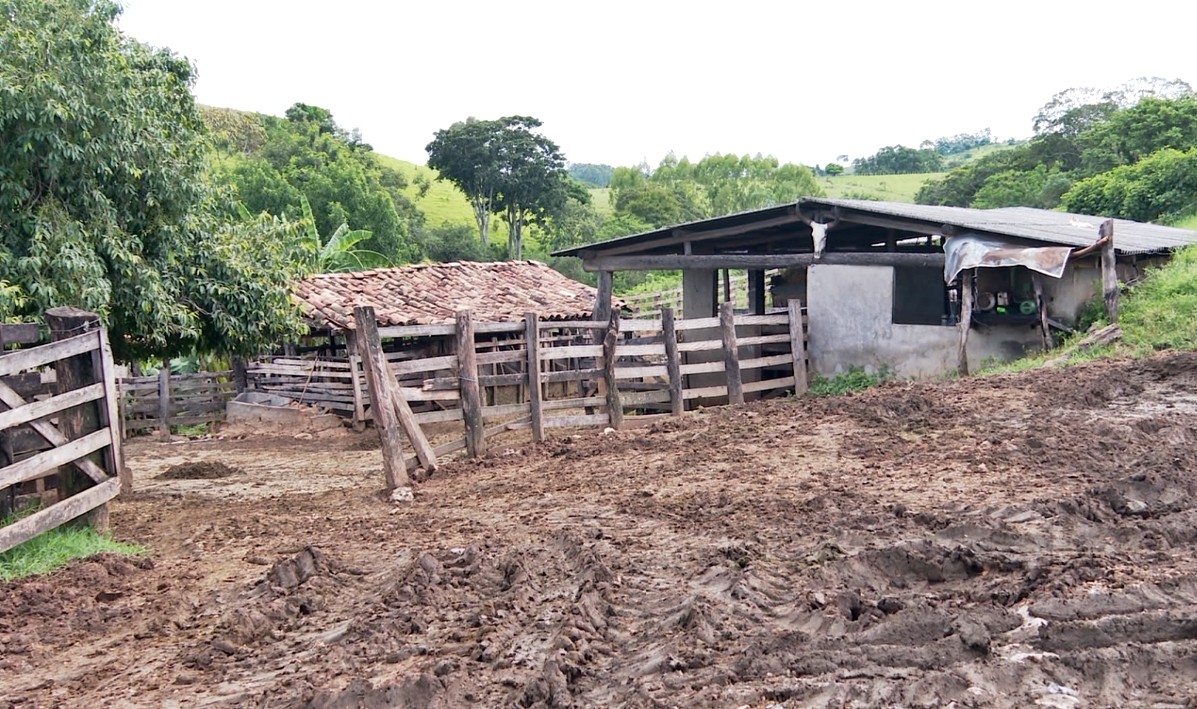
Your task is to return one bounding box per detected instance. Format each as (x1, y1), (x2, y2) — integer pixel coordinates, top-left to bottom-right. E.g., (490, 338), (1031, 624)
(804, 199), (1197, 254)
(554, 198), (1197, 257)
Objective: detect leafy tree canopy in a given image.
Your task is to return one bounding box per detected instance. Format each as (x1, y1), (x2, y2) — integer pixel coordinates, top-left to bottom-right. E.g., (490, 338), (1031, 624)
(609, 153), (822, 228)
(568, 163), (614, 187)
(852, 145), (944, 175)
(209, 104), (421, 262)
(0, 0), (308, 359)
(426, 115), (581, 259)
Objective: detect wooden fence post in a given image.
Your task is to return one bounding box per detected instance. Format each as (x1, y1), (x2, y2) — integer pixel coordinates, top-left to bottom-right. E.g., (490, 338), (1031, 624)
(456, 310), (485, 458)
(45, 307), (109, 529)
(345, 335), (366, 432)
(230, 356), (248, 392)
(601, 310), (623, 429)
(353, 305), (409, 491)
(719, 301), (744, 405)
(157, 365), (171, 442)
(524, 313), (545, 442)
(787, 299), (809, 395)
(662, 306), (684, 416)
(957, 270), (974, 376)
(1100, 219), (1118, 323)
(95, 328), (129, 494)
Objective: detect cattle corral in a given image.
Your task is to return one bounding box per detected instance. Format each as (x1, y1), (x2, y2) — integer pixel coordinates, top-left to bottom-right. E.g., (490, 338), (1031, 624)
(3, 352), (1197, 707)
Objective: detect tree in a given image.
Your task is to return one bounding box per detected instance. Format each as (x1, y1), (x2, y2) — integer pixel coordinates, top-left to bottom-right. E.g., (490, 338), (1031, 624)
(1063, 147), (1197, 224)
(426, 117), (502, 247)
(213, 105), (420, 262)
(0, 0), (307, 359)
(825, 162), (844, 176)
(852, 145), (944, 175)
(568, 163), (614, 187)
(427, 116), (579, 259)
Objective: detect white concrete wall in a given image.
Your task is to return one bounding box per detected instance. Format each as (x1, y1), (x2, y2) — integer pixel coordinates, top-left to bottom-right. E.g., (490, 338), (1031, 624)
(806, 265), (1041, 379)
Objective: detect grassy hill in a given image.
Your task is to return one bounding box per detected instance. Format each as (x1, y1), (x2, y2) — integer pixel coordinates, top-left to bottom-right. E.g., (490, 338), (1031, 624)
(819, 173), (942, 202)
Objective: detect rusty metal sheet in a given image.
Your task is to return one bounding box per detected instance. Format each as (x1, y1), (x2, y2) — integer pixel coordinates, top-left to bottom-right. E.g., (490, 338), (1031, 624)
(944, 234), (1071, 284)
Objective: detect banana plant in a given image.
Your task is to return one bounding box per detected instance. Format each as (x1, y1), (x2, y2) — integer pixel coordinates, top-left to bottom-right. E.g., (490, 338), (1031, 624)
(299, 195), (393, 273)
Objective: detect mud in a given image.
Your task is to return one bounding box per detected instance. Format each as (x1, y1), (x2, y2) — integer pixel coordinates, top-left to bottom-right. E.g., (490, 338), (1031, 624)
(159, 461), (240, 480)
(4, 353), (1197, 707)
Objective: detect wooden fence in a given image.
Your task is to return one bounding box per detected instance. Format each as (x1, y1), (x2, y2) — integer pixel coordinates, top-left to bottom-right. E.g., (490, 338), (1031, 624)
(621, 270), (776, 316)
(353, 300), (809, 488)
(0, 311), (126, 554)
(119, 370), (238, 439)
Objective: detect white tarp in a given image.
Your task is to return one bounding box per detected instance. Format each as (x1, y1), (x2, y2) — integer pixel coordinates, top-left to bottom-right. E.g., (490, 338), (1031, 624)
(943, 234), (1072, 284)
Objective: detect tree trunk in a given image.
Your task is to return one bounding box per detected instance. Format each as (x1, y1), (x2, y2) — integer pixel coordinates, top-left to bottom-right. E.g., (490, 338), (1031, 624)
(471, 196), (491, 246)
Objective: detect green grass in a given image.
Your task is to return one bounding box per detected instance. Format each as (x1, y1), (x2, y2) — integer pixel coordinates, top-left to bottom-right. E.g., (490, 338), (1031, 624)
(820, 173), (943, 203)
(589, 188), (613, 217)
(1175, 213), (1197, 230)
(980, 243), (1197, 376)
(807, 366), (891, 396)
(375, 154), (511, 242)
(0, 509), (144, 581)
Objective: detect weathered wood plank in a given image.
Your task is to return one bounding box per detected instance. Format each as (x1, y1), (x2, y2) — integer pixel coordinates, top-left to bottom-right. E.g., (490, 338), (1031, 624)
(735, 334), (792, 348)
(541, 368), (602, 384)
(0, 429), (110, 489)
(739, 353), (795, 371)
(525, 313), (545, 443)
(354, 305), (409, 490)
(602, 312), (623, 429)
(0, 330), (98, 379)
(1100, 219), (1118, 323)
(613, 364), (668, 380)
(613, 343), (666, 357)
(662, 307), (684, 416)
(0, 477), (120, 555)
(743, 376), (796, 393)
(957, 271), (974, 376)
(0, 383), (104, 431)
(720, 302), (744, 405)
(540, 344), (603, 360)
(391, 355), (457, 376)
(583, 251), (947, 272)
(676, 339), (723, 353)
(456, 310), (485, 458)
(788, 299), (809, 395)
(544, 413), (611, 428)
(674, 317), (721, 331)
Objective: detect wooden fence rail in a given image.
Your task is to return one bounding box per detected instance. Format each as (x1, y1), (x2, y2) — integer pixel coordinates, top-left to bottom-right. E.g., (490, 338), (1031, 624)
(0, 309), (125, 554)
(352, 302), (809, 489)
(119, 370), (237, 440)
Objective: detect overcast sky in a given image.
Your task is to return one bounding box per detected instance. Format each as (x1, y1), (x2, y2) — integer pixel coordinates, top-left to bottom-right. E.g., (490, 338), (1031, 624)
(118, 1), (1194, 169)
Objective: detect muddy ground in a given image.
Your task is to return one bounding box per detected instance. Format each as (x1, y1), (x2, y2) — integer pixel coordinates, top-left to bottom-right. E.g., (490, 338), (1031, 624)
(4, 354), (1197, 708)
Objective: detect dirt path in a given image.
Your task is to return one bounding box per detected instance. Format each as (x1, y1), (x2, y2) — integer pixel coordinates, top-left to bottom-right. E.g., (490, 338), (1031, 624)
(4, 354), (1197, 707)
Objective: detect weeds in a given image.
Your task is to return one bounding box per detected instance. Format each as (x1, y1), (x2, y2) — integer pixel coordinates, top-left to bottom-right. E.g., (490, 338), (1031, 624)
(0, 506), (144, 581)
(808, 366), (891, 396)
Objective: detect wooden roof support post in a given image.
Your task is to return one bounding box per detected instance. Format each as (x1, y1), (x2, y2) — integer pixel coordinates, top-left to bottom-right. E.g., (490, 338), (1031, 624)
(456, 309), (485, 458)
(524, 312), (545, 442)
(157, 365), (171, 442)
(957, 271), (974, 376)
(1100, 219), (1118, 323)
(787, 299), (809, 395)
(661, 307), (684, 416)
(353, 305), (411, 491)
(601, 310), (624, 429)
(1032, 272), (1052, 351)
(720, 301), (744, 405)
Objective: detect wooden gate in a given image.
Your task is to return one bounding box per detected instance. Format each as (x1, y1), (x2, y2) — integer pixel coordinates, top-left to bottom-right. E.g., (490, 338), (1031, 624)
(0, 312), (126, 555)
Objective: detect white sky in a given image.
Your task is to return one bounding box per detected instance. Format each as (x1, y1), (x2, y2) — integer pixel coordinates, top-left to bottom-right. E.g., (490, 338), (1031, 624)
(118, 0), (1195, 169)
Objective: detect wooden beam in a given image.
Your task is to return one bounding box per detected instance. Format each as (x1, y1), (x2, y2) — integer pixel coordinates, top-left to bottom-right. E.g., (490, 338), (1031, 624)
(0, 477), (119, 556)
(592, 212), (804, 257)
(661, 307), (684, 416)
(94, 328), (126, 493)
(787, 299), (809, 395)
(524, 313), (545, 442)
(157, 365), (171, 442)
(1032, 273), (1052, 351)
(345, 335), (366, 432)
(957, 271), (974, 376)
(1100, 219), (1119, 323)
(748, 270), (766, 315)
(387, 385), (438, 473)
(456, 310), (485, 457)
(601, 310), (623, 429)
(353, 305), (409, 490)
(583, 252), (946, 272)
(719, 301), (744, 405)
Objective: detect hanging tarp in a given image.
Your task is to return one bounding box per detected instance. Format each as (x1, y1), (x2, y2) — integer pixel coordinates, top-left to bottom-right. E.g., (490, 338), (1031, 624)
(943, 234), (1072, 284)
